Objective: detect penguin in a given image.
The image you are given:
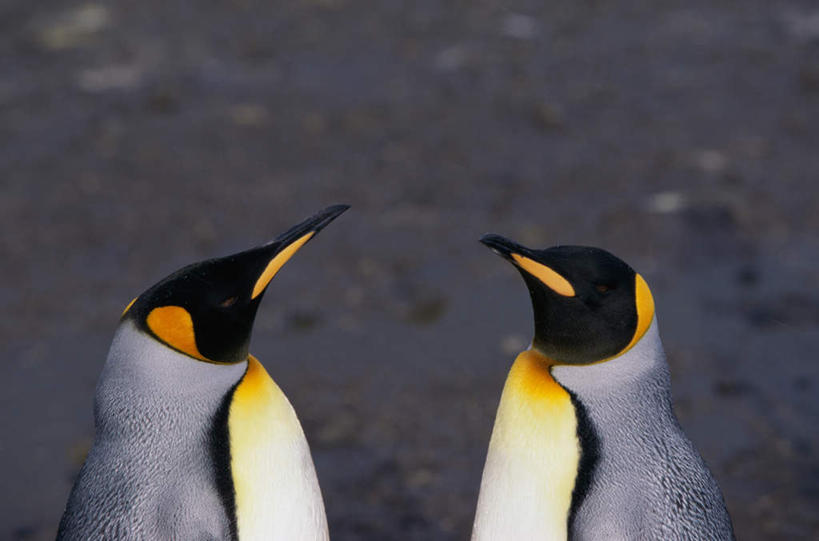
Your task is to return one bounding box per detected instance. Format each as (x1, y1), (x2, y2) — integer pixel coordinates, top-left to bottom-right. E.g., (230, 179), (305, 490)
(472, 235), (734, 541)
(57, 205), (349, 541)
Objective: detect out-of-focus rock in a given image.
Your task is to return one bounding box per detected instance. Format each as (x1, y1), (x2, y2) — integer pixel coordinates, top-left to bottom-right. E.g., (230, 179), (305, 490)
(531, 102), (565, 132)
(693, 149), (729, 174)
(647, 191), (688, 214)
(229, 104), (269, 127)
(500, 13), (540, 40)
(35, 4), (110, 51)
(434, 45), (469, 71)
(782, 10), (819, 43)
(77, 65), (142, 92)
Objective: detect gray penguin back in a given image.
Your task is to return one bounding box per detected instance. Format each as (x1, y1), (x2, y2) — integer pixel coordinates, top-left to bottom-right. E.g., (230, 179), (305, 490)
(57, 322), (247, 540)
(552, 318), (735, 541)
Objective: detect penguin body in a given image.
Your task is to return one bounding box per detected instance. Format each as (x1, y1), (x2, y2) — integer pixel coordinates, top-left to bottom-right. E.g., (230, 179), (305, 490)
(58, 205), (347, 540)
(473, 237), (734, 541)
(58, 323), (247, 539)
(552, 319), (732, 540)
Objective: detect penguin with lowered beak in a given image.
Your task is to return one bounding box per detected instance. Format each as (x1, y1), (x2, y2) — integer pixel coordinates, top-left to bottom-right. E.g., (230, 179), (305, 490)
(472, 235), (734, 540)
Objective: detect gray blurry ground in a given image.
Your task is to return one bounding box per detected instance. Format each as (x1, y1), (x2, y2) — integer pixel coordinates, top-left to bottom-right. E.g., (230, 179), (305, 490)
(2, 1), (819, 539)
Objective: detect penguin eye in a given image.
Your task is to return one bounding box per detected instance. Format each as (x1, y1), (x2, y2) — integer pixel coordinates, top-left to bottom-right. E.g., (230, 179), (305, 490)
(219, 296), (238, 308)
(595, 284), (612, 293)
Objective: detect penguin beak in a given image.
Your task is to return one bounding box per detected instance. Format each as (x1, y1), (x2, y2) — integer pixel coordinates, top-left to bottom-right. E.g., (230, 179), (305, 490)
(480, 233), (530, 260)
(272, 204), (351, 248)
(480, 233), (575, 297)
(251, 204), (349, 299)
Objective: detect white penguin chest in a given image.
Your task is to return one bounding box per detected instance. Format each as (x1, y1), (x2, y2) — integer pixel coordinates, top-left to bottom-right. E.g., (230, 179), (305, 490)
(228, 356), (328, 541)
(473, 350), (581, 541)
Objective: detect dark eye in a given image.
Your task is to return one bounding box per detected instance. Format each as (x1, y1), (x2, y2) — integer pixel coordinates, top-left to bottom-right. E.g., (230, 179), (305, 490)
(219, 296), (238, 308)
(595, 284), (612, 293)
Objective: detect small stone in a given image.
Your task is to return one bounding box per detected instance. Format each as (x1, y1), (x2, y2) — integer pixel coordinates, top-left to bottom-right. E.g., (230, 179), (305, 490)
(693, 149), (729, 173)
(315, 411), (357, 445)
(405, 296), (447, 325)
(782, 10), (819, 43)
(146, 90), (180, 114)
(286, 310), (321, 331)
(713, 380), (753, 397)
(36, 4), (110, 51)
(647, 191), (688, 214)
(798, 65), (819, 94)
(406, 468), (434, 489)
(229, 104), (269, 126)
(532, 102), (564, 132)
(345, 286), (364, 307)
(77, 65), (141, 92)
(501, 13), (539, 40)
(434, 45), (468, 71)
(302, 111), (326, 135)
(735, 266), (759, 286)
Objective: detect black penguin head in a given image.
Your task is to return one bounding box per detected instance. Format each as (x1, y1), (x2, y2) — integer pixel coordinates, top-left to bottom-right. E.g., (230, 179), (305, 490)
(481, 234), (655, 365)
(121, 205), (349, 364)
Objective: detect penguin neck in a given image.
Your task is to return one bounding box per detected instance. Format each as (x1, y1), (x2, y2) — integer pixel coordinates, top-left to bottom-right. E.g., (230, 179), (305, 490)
(472, 349), (580, 540)
(551, 317), (671, 416)
(549, 317), (679, 509)
(94, 322), (247, 438)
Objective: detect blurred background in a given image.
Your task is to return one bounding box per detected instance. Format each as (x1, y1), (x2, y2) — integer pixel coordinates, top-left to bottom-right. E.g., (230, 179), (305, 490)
(2, 1), (818, 539)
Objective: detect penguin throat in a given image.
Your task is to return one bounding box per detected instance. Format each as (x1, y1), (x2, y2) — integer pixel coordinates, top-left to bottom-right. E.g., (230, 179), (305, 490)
(509, 348), (562, 395)
(227, 356), (328, 539)
(472, 349), (581, 539)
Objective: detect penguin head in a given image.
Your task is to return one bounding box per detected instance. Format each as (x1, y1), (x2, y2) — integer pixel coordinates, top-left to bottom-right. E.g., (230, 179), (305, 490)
(481, 234), (655, 365)
(120, 205), (349, 364)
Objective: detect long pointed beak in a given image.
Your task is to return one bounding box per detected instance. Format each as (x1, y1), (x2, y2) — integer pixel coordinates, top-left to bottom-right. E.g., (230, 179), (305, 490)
(480, 233), (530, 260)
(251, 204), (349, 299)
(480, 233), (575, 297)
(271, 204), (350, 248)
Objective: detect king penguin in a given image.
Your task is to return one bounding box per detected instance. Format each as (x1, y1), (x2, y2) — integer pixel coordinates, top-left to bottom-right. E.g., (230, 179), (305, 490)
(472, 235), (734, 541)
(57, 205), (349, 541)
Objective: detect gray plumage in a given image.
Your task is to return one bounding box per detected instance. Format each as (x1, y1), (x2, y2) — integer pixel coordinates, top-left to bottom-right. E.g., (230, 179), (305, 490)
(57, 321), (246, 540)
(552, 317), (735, 540)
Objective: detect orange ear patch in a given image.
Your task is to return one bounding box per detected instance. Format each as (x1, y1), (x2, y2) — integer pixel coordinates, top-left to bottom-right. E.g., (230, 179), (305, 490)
(511, 254), (576, 297)
(617, 273), (655, 356)
(146, 305), (208, 361)
(251, 232), (315, 299)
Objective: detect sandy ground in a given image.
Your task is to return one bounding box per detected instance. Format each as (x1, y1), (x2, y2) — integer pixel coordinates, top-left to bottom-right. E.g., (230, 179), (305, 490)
(2, 1), (818, 539)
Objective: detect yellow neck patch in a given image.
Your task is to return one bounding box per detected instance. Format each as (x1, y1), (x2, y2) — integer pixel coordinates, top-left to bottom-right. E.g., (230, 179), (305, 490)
(511, 254), (575, 296)
(231, 355), (275, 408)
(474, 349), (580, 539)
(229, 356), (323, 538)
(615, 273), (655, 357)
(506, 349), (570, 402)
(251, 232), (315, 299)
(146, 305), (208, 361)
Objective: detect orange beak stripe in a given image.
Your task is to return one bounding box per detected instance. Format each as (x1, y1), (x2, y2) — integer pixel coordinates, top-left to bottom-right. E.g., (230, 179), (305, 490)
(511, 254), (576, 297)
(251, 232), (315, 299)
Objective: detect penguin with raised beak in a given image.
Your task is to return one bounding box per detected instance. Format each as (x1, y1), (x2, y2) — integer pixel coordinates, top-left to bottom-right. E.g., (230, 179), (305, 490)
(57, 205), (349, 541)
